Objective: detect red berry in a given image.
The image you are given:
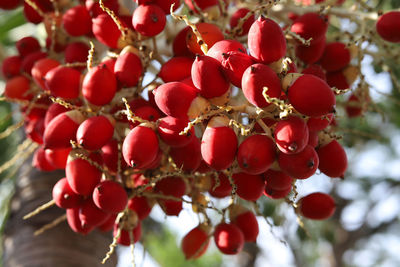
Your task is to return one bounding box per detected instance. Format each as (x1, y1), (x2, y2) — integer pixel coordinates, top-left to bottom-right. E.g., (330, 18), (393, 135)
(82, 64), (117, 106)
(16, 36), (40, 57)
(44, 66), (81, 99)
(159, 57), (193, 83)
(115, 222), (142, 246)
(207, 39), (246, 63)
(248, 17), (286, 64)
(290, 13), (328, 45)
(158, 116), (195, 147)
(155, 176), (186, 216)
(317, 139), (347, 178)
(278, 145), (319, 179)
(173, 27), (193, 57)
(274, 116), (309, 154)
(4, 75), (32, 100)
(242, 64), (282, 108)
(44, 103), (69, 127)
(298, 192), (335, 220)
(32, 146), (57, 171)
(186, 23), (224, 55)
(376, 11), (400, 43)
(170, 137), (202, 171)
(181, 225), (210, 259)
(62, 5), (92, 37)
(1, 56), (22, 79)
(307, 114), (333, 132)
(76, 115), (115, 151)
(345, 93), (363, 117)
(66, 207), (94, 235)
(132, 4), (166, 37)
(93, 180), (128, 213)
(64, 42), (90, 65)
(230, 205), (259, 242)
(128, 196), (153, 220)
(122, 126), (159, 169)
(237, 134), (276, 175)
(302, 64), (326, 81)
(233, 172), (265, 201)
(263, 169), (293, 191)
(20, 51), (47, 75)
(52, 178), (82, 209)
(295, 36), (326, 64)
(230, 8), (255, 36)
(221, 51), (254, 88)
(114, 50), (143, 87)
(214, 223), (244, 255)
(79, 198), (110, 227)
(264, 184), (292, 199)
(44, 147), (71, 169)
(320, 42), (351, 71)
(92, 14), (122, 49)
(31, 58), (60, 90)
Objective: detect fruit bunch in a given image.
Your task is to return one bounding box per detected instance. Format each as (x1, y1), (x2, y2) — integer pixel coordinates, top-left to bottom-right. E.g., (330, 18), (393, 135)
(1, 0), (399, 261)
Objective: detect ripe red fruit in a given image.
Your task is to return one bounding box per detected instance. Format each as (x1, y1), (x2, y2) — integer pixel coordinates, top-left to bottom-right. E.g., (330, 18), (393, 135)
(263, 169), (293, 191)
(0, 0), (21, 10)
(66, 150), (103, 196)
(298, 192), (335, 220)
(307, 114), (333, 132)
(79, 198), (110, 227)
(82, 64), (117, 106)
(345, 93), (363, 117)
(52, 178), (82, 209)
(184, 0), (218, 11)
(16, 36), (40, 57)
(98, 214), (117, 232)
(114, 50), (143, 87)
(237, 134), (276, 175)
(295, 36), (326, 64)
(278, 145), (319, 179)
(274, 116), (309, 154)
(132, 4), (166, 37)
(64, 42), (90, 65)
(290, 13), (328, 44)
(214, 223), (244, 255)
(4, 75), (32, 100)
(186, 23), (224, 55)
(101, 139), (126, 174)
(248, 17), (286, 64)
(201, 117), (238, 170)
(93, 180), (128, 213)
(20, 51), (47, 75)
(44, 147), (71, 169)
(320, 42), (351, 71)
(173, 27), (193, 57)
(181, 225), (210, 259)
(159, 57), (193, 83)
(207, 40), (246, 63)
(317, 139), (347, 178)
(302, 64), (326, 81)
(128, 196), (153, 220)
(66, 207), (94, 235)
(44, 103), (69, 127)
(86, 0), (119, 17)
(122, 126), (159, 169)
(43, 110), (85, 149)
(230, 205), (259, 242)
(155, 176), (186, 216)
(76, 115), (115, 151)
(31, 58), (60, 90)
(32, 146), (57, 171)
(221, 51), (254, 88)
(154, 81), (199, 119)
(44, 66), (81, 99)
(230, 8), (255, 36)
(170, 137), (202, 171)
(92, 14), (122, 49)
(286, 74), (336, 117)
(25, 118), (45, 144)
(233, 172), (265, 201)
(242, 64), (282, 108)
(264, 184), (292, 199)
(192, 55), (230, 99)
(62, 5), (92, 37)
(1, 56), (21, 79)
(129, 106), (160, 129)
(115, 222), (142, 246)
(208, 173), (232, 198)
(158, 116), (195, 147)
(376, 11), (400, 43)
(154, 0), (181, 14)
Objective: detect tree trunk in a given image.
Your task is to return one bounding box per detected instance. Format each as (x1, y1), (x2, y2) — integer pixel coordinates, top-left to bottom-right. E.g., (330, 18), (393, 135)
(2, 160), (117, 267)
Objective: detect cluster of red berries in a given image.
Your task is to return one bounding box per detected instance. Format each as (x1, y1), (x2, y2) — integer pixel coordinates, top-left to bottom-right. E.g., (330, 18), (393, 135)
(1, 0), (397, 260)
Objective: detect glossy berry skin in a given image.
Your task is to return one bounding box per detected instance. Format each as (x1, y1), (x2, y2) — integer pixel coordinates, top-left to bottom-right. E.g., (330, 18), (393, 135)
(307, 114), (333, 132)
(181, 225), (210, 260)
(93, 180), (128, 213)
(62, 5), (92, 37)
(79, 198), (110, 227)
(248, 17), (286, 64)
(302, 64), (327, 81)
(264, 185), (292, 199)
(115, 222), (142, 246)
(66, 151), (103, 196)
(82, 64), (117, 106)
(230, 8), (255, 36)
(241, 64), (282, 108)
(122, 126), (159, 169)
(231, 209), (259, 242)
(233, 172), (265, 201)
(274, 116), (309, 154)
(44, 66), (81, 99)
(320, 42), (351, 72)
(33, 146), (57, 172)
(16, 36), (41, 57)
(221, 51), (254, 88)
(155, 176), (186, 216)
(4, 75), (32, 101)
(345, 94), (363, 117)
(159, 57), (193, 83)
(132, 4), (166, 37)
(278, 145), (319, 179)
(186, 23), (224, 55)
(114, 52), (143, 87)
(44, 147), (71, 169)
(64, 42), (90, 65)
(298, 192), (336, 220)
(44, 103), (69, 127)
(158, 116), (195, 147)
(128, 196), (152, 220)
(376, 11), (400, 43)
(154, 82), (197, 119)
(173, 27), (193, 57)
(237, 134), (276, 175)
(67, 207), (94, 235)
(317, 140), (347, 178)
(263, 169), (293, 191)
(295, 36), (326, 64)
(214, 223), (244, 255)
(170, 137), (202, 171)
(209, 173), (232, 198)
(207, 40), (246, 63)
(92, 14), (122, 49)
(290, 13), (328, 45)
(76, 116), (115, 151)
(1, 56), (21, 79)
(287, 74), (336, 117)
(31, 58), (60, 90)
(201, 124), (238, 171)
(52, 178), (82, 209)
(192, 55), (230, 99)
